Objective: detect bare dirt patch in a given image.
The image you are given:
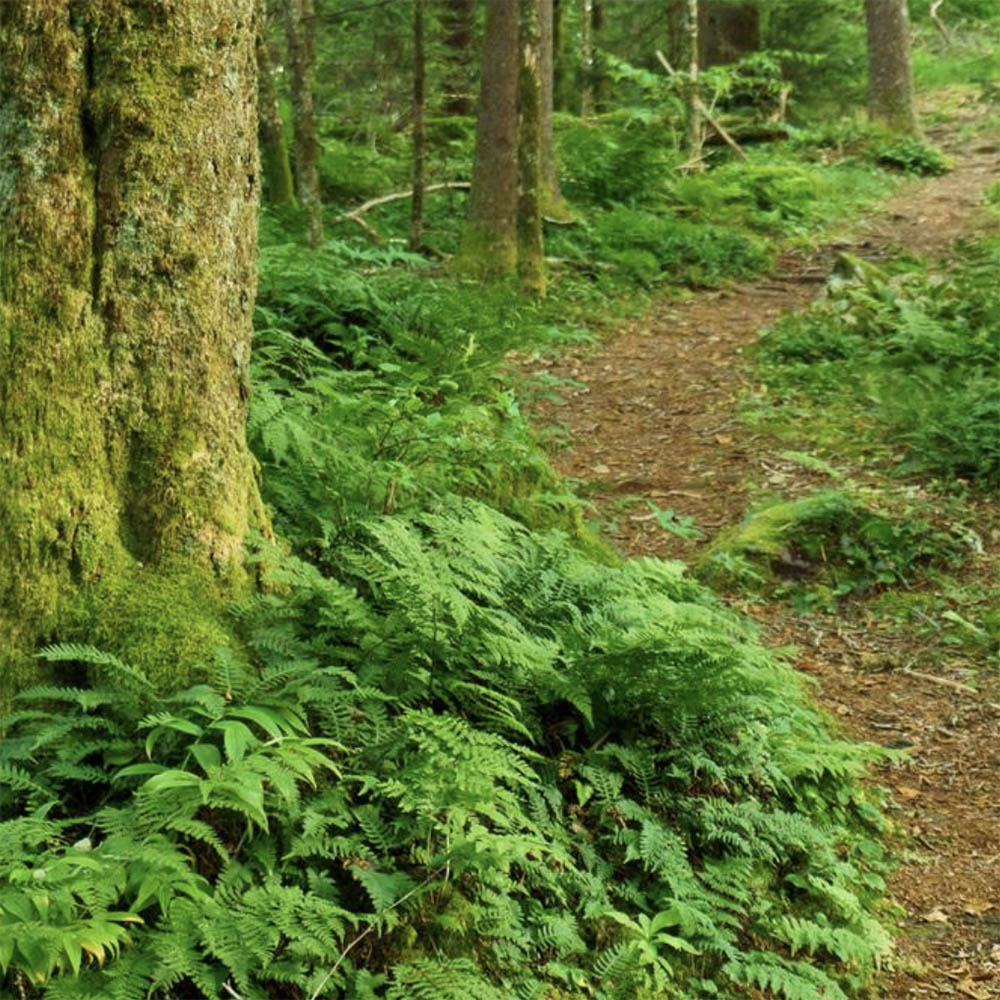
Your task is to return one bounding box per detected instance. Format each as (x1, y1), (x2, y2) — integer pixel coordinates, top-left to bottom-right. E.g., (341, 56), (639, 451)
(525, 106), (1000, 998)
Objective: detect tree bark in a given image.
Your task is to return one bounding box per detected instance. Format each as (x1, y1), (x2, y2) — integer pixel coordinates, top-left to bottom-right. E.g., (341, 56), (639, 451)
(0, 0), (264, 700)
(539, 0), (570, 220)
(865, 0), (920, 134)
(518, 0), (547, 296)
(256, 1), (295, 205)
(580, 0), (594, 117)
(411, 0), (426, 252)
(698, 2), (759, 68)
(285, 0), (324, 246)
(685, 0), (704, 164)
(456, 0), (519, 279)
(441, 0), (476, 116)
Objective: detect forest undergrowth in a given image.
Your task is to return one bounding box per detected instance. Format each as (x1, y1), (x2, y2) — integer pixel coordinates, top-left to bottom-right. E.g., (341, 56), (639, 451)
(2, 44), (999, 1000)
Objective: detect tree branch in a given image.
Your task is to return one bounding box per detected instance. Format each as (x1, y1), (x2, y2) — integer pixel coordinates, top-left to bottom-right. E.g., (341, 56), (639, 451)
(655, 49), (748, 162)
(338, 182), (471, 242)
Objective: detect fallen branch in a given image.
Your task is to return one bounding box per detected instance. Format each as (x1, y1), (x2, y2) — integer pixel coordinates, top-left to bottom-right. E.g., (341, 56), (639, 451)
(655, 50), (747, 162)
(900, 667), (1000, 711)
(338, 181), (470, 242)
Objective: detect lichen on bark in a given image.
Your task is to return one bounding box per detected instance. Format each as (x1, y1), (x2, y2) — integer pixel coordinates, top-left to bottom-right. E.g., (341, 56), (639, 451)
(0, 0), (265, 705)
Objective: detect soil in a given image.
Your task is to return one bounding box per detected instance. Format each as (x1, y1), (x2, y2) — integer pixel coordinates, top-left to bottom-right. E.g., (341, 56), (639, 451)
(524, 95), (1000, 999)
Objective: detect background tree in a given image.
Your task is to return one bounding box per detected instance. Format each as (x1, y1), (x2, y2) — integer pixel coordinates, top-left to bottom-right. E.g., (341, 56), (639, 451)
(865, 0), (920, 133)
(0, 0), (263, 702)
(456, 0), (520, 278)
(411, 0), (427, 251)
(518, 0), (547, 295)
(539, 0), (571, 220)
(285, 0), (324, 246)
(256, 0), (295, 205)
(441, 0), (477, 115)
(698, 1), (759, 67)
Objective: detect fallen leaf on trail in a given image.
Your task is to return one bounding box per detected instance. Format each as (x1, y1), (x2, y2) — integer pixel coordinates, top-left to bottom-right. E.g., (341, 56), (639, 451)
(896, 785), (920, 800)
(591, 464), (611, 475)
(923, 908), (950, 923)
(957, 978), (990, 1000)
(715, 434), (733, 445)
(962, 899), (995, 916)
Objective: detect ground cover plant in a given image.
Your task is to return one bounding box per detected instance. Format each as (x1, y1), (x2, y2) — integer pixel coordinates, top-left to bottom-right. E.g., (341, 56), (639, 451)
(0, 240), (898, 1000)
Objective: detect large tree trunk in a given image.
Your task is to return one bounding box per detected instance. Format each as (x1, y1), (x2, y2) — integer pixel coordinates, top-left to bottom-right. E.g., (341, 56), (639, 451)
(441, 0), (477, 116)
(456, 0), (519, 278)
(285, 0), (324, 246)
(256, 1), (295, 205)
(865, 0), (919, 134)
(0, 0), (264, 700)
(698, 2), (759, 68)
(518, 0), (546, 296)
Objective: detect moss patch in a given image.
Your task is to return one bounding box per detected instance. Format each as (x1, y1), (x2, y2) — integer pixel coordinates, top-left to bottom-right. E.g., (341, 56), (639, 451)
(63, 558), (248, 691)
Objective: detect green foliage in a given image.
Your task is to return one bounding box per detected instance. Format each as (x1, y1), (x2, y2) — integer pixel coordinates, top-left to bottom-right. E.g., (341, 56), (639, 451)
(698, 488), (968, 602)
(756, 240), (1000, 484)
(0, 242), (896, 999)
(872, 136), (951, 176)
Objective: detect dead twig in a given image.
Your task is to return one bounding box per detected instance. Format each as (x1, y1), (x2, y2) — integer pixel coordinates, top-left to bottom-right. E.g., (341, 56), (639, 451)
(655, 50), (748, 162)
(930, 0), (952, 46)
(900, 667), (1000, 711)
(338, 181), (470, 242)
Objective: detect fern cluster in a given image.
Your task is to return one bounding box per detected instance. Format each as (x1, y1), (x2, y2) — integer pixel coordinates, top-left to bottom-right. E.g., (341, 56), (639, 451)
(1, 243), (895, 999)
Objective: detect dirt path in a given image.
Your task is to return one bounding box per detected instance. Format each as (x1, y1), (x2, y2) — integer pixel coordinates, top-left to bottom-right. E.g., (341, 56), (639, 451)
(526, 105), (1000, 998)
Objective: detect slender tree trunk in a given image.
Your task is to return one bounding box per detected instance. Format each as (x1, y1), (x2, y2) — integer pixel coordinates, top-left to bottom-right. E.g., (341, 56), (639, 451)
(456, 0), (519, 278)
(865, 0), (920, 134)
(666, 0), (687, 68)
(539, 0), (570, 220)
(580, 0), (594, 117)
(698, 2), (759, 68)
(552, 0), (568, 110)
(411, 0), (426, 252)
(285, 0), (324, 246)
(0, 0), (264, 700)
(256, 2), (295, 205)
(518, 0), (546, 296)
(685, 0), (704, 164)
(441, 0), (476, 115)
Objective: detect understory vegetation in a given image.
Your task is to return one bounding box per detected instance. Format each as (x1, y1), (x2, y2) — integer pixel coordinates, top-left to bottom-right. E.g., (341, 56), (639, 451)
(3, 5), (1000, 999)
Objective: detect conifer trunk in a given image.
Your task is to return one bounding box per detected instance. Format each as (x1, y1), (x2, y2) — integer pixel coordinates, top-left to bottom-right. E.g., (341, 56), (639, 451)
(539, 0), (569, 219)
(256, 2), (295, 205)
(865, 0), (920, 134)
(518, 0), (547, 296)
(441, 0), (476, 115)
(0, 0), (264, 699)
(411, 0), (426, 252)
(456, 0), (519, 278)
(580, 0), (594, 116)
(698, 2), (759, 67)
(285, 0), (324, 246)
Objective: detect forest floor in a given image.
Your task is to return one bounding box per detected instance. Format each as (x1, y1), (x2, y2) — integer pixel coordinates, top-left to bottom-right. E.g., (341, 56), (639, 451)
(525, 91), (1000, 999)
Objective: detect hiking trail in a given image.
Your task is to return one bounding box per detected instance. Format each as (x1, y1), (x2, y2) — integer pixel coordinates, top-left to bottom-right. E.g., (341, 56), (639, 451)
(526, 94), (1000, 999)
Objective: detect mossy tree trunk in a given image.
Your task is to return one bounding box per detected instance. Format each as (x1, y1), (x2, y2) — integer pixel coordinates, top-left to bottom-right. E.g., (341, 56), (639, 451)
(579, 0), (594, 116)
(685, 0), (704, 165)
(285, 0), (324, 247)
(256, 0), (295, 206)
(0, 0), (265, 701)
(539, 0), (571, 221)
(441, 0), (477, 116)
(411, 0), (426, 252)
(518, 0), (547, 297)
(456, 0), (519, 279)
(698, 2), (759, 68)
(865, 0), (920, 134)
